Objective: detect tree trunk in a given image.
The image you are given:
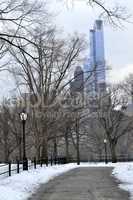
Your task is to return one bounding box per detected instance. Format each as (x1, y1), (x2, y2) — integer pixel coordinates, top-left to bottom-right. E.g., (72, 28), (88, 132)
(4, 132), (9, 162)
(98, 151), (102, 162)
(41, 138), (48, 165)
(4, 145), (9, 163)
(110, 143), (117, 163)
(75, 118), (80, 165)
(53, 136), (57, 164)
(36, 145), (41, 161)
(65, 126), (69, 163)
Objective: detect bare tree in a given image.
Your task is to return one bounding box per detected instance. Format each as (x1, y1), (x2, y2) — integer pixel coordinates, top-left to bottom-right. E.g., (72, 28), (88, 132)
(96, 86), (133, 162)
(8, 22), (86, 161)
(88, 0), (130, 26)
(63, 0), (130, 26)
(0, 0), (48, 63)
(0, 99), (21, 162)
(121, 74), (133, 103)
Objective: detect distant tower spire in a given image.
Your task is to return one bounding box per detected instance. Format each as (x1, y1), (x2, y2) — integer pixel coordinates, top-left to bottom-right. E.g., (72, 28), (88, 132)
(88, 19), (106, 95)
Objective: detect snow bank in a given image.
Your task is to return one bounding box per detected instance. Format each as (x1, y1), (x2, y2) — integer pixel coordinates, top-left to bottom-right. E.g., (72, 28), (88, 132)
(0, 164), (78, 200)
(113, 162), (133, 199)
(0, 162), (115, 200)
(0, 162), (133, 200)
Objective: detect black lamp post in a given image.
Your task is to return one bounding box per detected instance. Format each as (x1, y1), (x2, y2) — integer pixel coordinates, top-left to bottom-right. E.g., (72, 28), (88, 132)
(104, 139), (108, 164)
(20, 111), (28, 170)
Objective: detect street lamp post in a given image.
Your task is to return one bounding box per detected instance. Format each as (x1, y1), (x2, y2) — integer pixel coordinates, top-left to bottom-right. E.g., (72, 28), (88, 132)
(104, 139), (108, 164)
(20, 111), (28, 170)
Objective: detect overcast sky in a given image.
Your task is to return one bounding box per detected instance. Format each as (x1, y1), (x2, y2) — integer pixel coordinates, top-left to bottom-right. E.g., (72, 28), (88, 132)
(51, 0), (133, 83)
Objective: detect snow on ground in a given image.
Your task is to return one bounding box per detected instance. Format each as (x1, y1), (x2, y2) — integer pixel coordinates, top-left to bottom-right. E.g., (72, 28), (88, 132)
(0, 162), (133, 200)
(0, 164), (79, 200)
(113, 162), (133, 200)
(0, 162), (115, 200)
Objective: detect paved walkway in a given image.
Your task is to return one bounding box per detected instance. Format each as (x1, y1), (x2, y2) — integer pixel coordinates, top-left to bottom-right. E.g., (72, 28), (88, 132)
(28, 167), (129, 200)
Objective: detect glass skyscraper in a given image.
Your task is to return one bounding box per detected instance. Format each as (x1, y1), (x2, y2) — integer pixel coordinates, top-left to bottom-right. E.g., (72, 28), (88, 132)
(84, 20), (106, 96)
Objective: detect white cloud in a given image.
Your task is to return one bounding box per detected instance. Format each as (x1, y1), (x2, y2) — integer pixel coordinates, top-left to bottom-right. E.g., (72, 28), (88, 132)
(108, 64), (133, 83)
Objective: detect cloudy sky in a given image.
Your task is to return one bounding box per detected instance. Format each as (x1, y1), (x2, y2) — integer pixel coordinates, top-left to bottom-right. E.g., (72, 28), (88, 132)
(51, 0), (133, 83)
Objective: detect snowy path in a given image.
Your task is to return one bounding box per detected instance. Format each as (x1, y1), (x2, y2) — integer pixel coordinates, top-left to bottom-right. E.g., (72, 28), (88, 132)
(28, 167), (129, 200)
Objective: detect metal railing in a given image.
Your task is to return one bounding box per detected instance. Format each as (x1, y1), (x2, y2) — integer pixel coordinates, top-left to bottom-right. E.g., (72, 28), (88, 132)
(0, 157), (67, 179)
(0, 160), (34, 178)
(0, 155), (132, 179)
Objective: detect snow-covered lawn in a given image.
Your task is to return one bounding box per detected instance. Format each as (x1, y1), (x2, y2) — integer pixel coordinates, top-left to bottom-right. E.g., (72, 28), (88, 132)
(0, 164), (79, 200)
(113, 162), (133, 200)
(0, 162), (133, 200)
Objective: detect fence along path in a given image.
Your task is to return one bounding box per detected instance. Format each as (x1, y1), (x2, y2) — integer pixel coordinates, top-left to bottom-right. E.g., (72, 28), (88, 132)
(0, 157), (67, 179)
(0, 158), (56, 179)
(0, 160), (34, 179)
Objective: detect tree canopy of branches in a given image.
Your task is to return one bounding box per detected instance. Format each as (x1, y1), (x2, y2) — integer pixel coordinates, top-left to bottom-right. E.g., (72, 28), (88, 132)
(63, 0), (130, 27)
(96, 86), (133, 162)
(0, 0), (49, 64)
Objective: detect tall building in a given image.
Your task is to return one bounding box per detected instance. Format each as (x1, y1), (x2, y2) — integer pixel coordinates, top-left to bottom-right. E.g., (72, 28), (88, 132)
(84, 19), (106, 96)
(70, 66), (84, 96)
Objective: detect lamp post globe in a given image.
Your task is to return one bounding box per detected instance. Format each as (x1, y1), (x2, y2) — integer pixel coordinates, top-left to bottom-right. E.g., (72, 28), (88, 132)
(104, 139), (107, 144)
(20, 112), (27, 121)
(20, 111), (28, 170)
